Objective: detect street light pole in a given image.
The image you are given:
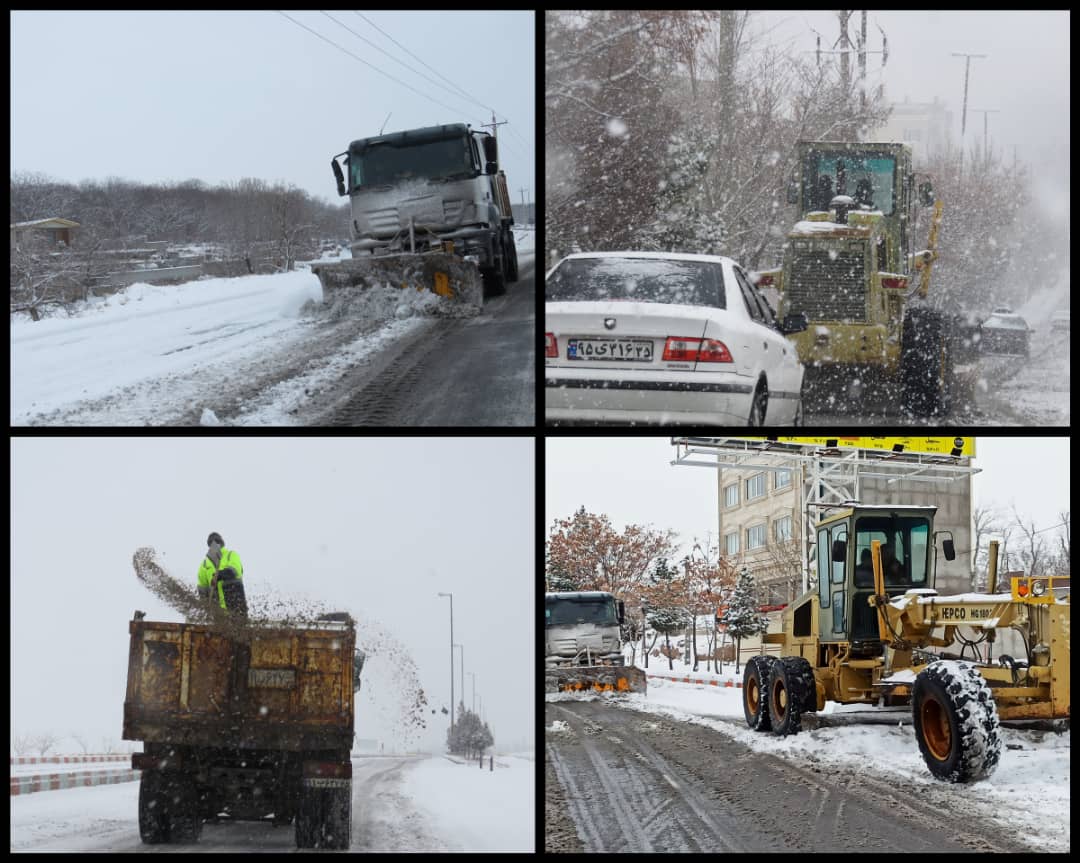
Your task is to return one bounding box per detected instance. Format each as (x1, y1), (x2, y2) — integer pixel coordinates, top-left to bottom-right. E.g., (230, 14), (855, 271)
(468, 672), (476, 712)
(437, 592), (454, 736)
(454, 643), (464, 716)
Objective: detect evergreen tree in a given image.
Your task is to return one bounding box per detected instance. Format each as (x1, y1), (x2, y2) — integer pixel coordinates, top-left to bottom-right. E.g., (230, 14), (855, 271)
(718, 566), (768, 672)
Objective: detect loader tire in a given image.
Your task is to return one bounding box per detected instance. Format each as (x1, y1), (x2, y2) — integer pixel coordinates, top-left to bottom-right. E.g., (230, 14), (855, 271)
(767, 656), (813, 736)
(913, 660), (1002, 783)
(901, 307), (951, 417)
(743, 655), (778, 731)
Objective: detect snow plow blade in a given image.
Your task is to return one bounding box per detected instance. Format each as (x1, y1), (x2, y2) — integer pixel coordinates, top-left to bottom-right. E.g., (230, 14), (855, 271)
(311, 252), (483, 310)
(545, 666), (647, 695)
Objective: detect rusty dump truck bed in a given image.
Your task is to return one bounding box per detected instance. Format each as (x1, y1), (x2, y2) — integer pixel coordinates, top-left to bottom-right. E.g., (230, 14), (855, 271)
(123, 617), (356, 752)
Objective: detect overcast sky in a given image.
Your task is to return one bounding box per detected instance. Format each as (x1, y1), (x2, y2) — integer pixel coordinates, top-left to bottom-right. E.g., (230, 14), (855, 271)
(11, 10), (535, 207)
(11, 437), (534, 754)
(747, 11), (1070, 225)
(546, 436), (1070, 561)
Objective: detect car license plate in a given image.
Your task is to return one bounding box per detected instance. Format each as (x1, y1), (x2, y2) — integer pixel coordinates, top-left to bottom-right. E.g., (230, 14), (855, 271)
(567, 338), (654, 361)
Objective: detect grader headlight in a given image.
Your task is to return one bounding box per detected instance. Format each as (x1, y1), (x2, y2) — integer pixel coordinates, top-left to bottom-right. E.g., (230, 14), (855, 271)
(1031, 579), (1047, 597)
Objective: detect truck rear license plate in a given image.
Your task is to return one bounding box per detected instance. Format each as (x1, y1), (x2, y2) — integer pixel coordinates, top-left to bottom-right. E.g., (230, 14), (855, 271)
(248, 668), (296, 689)
(567, 338), (653, 361)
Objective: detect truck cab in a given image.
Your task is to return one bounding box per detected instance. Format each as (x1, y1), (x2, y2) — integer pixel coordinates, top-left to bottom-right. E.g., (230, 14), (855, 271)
(544, 591), (626, 667)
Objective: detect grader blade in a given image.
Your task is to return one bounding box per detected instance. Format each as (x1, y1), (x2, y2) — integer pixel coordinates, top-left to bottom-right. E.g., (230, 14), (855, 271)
(546, 666), (647, 695)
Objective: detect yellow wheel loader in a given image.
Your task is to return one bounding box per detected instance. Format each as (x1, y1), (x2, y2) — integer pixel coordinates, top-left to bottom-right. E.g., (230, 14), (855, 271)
(742, 503), (1069, 782)
(545, 591), (647, 694)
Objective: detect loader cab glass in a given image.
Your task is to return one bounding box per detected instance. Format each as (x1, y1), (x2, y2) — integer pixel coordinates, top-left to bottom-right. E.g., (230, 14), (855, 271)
(545, 595), (619, 627)
(803, 151), (897, 214)
(348, 128), (476, 190)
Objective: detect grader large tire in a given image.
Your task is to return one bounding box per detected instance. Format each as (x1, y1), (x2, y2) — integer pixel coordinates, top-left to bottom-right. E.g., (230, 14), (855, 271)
(743, 655), (778, 731)
(900, 307), (951, 417)
(767, 657), (814, 736)
(912, 660), (1002, 783)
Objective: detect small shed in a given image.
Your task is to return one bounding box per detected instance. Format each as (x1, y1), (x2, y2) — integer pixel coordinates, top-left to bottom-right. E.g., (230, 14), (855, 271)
(10, 217), (81, 247)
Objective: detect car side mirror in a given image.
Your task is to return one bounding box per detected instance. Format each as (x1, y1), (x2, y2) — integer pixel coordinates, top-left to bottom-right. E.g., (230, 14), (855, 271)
(943, 539), (956, 561)
(781, 312), (808, 335)
(832, 539), (847, 562)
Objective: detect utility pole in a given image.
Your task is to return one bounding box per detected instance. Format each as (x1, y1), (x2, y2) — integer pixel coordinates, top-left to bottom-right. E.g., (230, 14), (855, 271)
(481, 110), (508, 145)
(969, 108), (1000, 166)
(951, 52), (988, 178)
(519, 186), (529, 224)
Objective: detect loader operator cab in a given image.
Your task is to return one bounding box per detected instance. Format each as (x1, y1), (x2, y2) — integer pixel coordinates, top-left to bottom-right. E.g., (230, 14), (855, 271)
(816, 505), (954, 656)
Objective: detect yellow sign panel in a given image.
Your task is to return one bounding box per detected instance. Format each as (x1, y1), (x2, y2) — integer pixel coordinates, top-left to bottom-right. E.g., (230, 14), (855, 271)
(733, 437), (975, 458)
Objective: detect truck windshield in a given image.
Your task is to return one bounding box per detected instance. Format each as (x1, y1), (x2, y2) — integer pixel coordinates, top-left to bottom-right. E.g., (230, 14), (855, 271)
(350, 135), (474, 188)
(854, 516), (930, 588)
(546, 257), (725, 309)
(803, 153), (896, 215)
(546, 597), (617, 627)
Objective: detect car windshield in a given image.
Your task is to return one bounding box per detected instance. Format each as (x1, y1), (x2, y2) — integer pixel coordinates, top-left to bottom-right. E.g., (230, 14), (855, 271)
(545, 257), (725, 308)
(546, 597), (617, 627)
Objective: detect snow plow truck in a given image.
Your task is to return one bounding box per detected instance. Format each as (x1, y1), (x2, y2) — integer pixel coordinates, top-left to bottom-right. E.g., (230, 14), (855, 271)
(545, 591), (647, 694)
(311, 122), (518, 308)
(741, 503), (1070, 783)
(123, 611), (363, 848)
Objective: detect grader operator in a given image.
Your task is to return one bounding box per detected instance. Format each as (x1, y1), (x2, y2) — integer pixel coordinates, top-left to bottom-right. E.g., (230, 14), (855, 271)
(742, 503), (1069, 783)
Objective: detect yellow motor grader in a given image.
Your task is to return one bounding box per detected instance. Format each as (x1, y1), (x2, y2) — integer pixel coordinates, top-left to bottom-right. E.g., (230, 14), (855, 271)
(742, 503), (1070, 783)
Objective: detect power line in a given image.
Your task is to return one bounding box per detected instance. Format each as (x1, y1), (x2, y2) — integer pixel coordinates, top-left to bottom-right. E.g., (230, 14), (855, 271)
(277, 12), (480, 124)
(353, 11), (481, 108)
(321, 11), (492, 117)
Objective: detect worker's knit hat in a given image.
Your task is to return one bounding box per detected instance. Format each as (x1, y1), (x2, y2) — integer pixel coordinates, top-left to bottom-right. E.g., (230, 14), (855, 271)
(208, 532), (224, 546)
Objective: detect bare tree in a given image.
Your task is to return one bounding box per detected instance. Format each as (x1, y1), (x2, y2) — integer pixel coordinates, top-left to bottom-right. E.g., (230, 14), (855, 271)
(971, 504), (1000, 590)
(32, 732), (61, 757)
(13, 734), (36, 756)
(69, 731), (91, 755)
(98, 736), (118, 754)
(1011, 505), (1048, 577)
(1058, 511), (1070, 572)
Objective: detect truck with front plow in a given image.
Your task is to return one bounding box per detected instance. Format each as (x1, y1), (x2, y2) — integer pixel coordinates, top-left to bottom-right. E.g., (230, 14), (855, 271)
(742, 503), (1069, 782)
(545, 591), (647, 694)
(312, 122), (518, 310)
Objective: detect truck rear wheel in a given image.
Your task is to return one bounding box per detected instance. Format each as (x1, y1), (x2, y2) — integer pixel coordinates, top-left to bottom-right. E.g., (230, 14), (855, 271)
(138, 771), (167, 844)
(138, 772), (202, 844)
(506, 233), (519, 282)
(743, 655), (777, 731)
(296, 782), (352, 850)
(912, 660), (1002, 783)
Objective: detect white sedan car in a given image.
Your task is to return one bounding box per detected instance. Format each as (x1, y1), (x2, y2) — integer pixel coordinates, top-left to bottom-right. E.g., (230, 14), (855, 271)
(545, 251), (807, 425)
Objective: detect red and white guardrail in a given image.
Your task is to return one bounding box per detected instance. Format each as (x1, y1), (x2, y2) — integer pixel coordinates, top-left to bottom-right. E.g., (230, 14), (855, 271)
(11, 754), (132, 766)
(645, 671), (743, 688)
(10, 768), (141, 796)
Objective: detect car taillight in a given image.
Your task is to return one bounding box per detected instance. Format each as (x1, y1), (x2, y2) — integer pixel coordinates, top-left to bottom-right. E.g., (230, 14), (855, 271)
(662, 337), (733, 364)
(545, 332), (557, 358)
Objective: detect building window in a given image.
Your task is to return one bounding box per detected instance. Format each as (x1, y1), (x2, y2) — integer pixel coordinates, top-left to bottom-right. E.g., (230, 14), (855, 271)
(725, 531), (739, 556)
(745, 473), (765, 500)
(774, 515), (793, 543)
(774, 469), (792, 490)
(723, 482), (739, 508)
(747, 523), (766, 550)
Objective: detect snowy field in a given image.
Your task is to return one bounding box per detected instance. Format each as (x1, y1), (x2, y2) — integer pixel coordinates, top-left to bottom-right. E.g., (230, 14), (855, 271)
(549, 657), (1069, 853)
(11, 228), (535, 426)
(10, 751), (534, 852)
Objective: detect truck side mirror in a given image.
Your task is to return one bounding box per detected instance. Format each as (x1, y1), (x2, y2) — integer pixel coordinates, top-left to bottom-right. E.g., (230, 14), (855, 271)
(943, 539), (955, 561)
(919, 181), (934, 207)
(482, 135), (498, 169)
(617, 600), (625, 624)
(832, 539), (847, 562)
(332, 159), (347, 198)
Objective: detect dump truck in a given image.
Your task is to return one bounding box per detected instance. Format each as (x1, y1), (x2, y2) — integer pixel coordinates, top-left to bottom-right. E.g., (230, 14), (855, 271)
(123, 611), (363, 848)
(545, 591), (647, 693)
(311, 122), (518, 307)
(741, 503), (1070, 783)
(756, 141), (975, 416)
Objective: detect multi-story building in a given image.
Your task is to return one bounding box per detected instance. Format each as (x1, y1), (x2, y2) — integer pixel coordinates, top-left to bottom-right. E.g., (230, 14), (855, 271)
(873, 96), (953, 167)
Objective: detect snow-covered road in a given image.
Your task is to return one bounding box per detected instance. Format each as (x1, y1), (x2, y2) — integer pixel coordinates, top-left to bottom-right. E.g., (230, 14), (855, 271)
(11, 230), (535, 426)
(10, 753), (534, 852)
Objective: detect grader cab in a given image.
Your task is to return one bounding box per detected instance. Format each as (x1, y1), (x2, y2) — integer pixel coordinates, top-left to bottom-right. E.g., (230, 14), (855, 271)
(742, 503), (1070, 783)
